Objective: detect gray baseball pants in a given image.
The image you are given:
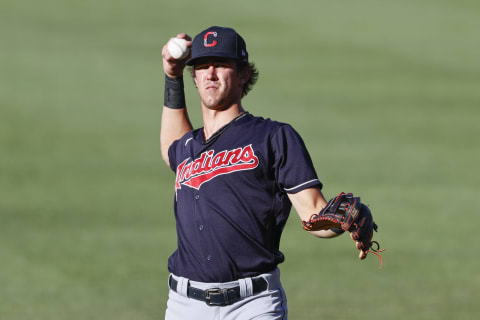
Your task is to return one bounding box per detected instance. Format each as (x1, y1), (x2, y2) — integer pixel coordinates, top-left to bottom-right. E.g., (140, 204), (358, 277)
(165, 268), (288, 320)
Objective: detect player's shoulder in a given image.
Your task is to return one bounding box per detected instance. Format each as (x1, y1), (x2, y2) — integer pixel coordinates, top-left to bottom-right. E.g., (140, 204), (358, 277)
(244, 113), (294, 134)
(169, 128), (199, 151)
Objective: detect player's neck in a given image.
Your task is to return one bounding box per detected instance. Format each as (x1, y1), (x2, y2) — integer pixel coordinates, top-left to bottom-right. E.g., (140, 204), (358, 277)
(202, 104), (245, 140)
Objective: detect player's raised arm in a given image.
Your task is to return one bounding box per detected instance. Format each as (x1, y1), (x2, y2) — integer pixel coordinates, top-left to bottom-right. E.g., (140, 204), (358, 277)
(160, 33), (193, 166)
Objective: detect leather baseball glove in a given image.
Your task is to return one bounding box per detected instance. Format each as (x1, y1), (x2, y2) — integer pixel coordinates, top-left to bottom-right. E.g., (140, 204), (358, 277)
(302, 192), (385, 268)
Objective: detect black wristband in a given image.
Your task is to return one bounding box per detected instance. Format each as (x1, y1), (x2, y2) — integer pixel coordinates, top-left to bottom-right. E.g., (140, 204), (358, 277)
(164, 75), (186, 109)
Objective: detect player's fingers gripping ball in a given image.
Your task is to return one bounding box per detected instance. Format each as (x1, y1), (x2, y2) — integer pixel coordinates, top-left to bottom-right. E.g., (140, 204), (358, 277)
(302, 192), (385, 268)
(167, 37), (190, 60)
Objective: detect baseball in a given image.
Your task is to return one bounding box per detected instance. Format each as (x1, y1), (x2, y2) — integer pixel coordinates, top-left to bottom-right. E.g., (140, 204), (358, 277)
(167, 38), (189, 60)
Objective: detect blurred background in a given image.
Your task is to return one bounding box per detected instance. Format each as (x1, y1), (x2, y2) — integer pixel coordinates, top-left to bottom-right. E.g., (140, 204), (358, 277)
(1, 0), (479, 319)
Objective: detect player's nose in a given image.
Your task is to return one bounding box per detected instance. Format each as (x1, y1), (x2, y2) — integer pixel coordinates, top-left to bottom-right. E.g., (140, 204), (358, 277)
(206, 65), (218, 80)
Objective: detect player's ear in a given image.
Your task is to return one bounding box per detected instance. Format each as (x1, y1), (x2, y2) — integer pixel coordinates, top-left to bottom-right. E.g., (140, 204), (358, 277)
(193, 72), (199, 87)
(189, 65), (198, 87)
(239, 68), (251, 85)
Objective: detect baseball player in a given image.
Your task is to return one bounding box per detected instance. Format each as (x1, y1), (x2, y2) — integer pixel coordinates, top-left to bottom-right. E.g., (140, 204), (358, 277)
(161, 26), (378, 320)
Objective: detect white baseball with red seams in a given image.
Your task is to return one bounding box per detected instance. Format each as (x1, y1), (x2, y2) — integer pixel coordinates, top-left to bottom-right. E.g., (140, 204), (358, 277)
(167, 38), (189, 60)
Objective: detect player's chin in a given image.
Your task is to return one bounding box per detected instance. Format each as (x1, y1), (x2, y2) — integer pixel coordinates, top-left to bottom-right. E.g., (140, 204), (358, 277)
(203, 98), (231, 111)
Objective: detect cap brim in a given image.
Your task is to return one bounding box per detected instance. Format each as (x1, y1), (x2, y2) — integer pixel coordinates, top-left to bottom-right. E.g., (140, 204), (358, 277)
(186, 52), (245, 66)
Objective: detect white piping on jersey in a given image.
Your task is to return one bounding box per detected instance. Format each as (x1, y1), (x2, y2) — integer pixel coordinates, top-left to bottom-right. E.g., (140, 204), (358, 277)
(185, 137), (193, 147)
(283, 179), (319, 192)
(235, 112), (248, 121)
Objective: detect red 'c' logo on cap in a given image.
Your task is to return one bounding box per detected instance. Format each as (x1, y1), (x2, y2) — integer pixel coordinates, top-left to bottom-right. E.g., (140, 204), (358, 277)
(204, 32), (218, 47)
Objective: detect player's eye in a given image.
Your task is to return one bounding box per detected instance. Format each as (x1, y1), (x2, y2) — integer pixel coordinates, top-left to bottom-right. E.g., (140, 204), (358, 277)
(195, 64), (210, 70)
(214, 63), (231, 69)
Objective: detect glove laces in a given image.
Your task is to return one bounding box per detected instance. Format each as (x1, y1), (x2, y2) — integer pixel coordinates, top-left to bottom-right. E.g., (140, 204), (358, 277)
(365, 241), (386, 270)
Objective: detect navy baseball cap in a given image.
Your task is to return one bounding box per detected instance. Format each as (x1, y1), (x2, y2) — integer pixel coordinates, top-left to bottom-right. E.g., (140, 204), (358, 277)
(186, 26), (248, 66)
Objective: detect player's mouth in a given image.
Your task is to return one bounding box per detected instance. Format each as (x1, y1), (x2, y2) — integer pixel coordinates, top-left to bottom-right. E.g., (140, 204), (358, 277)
(205, 84), (218, 90)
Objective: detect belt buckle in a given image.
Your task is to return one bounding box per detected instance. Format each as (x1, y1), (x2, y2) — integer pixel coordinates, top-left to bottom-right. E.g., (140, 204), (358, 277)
(204, 288), (226, 306)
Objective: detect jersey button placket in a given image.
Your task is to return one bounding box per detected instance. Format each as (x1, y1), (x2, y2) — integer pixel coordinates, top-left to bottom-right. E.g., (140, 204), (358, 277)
(194, 193), (203, 231)
(193, 191), (209, 263)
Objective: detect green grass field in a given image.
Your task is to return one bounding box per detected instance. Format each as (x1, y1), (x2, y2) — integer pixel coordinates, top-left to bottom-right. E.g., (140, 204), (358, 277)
(1, 0), (479, 319)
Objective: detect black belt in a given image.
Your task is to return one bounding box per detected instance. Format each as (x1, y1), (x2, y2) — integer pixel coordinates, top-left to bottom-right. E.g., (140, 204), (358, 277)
(168, 276), (268, 306)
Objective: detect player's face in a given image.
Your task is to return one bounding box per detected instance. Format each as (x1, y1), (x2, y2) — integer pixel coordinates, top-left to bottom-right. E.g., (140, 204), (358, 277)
(193, 58), (245, 111)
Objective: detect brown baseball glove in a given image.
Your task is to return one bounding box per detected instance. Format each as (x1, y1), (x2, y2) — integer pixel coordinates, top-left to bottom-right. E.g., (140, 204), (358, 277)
(302, 192), (385, 268)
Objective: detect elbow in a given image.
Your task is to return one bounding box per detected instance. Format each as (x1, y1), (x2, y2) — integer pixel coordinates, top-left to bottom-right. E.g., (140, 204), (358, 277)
(160, 145), (170, 167)
(160, 137), (171, 167)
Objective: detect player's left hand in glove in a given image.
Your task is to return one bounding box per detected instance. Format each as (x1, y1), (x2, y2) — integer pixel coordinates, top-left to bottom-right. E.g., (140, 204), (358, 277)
(302, 192), (385, 268)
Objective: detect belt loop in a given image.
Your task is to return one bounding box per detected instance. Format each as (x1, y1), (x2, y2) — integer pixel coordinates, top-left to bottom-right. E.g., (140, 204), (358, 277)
(238, 277), (253, 298)
(238, 278), (247, 298)
(177, 276), (189, 297)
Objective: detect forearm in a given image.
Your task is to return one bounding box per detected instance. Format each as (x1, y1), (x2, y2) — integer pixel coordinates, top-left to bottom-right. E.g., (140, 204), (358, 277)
(288, 188), (344, 238)
(160, 75), (193, 165)
(160, 33), (194, 166)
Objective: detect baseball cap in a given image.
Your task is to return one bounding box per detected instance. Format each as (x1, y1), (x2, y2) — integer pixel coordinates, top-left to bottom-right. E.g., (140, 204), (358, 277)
(186, 26), (248, 66)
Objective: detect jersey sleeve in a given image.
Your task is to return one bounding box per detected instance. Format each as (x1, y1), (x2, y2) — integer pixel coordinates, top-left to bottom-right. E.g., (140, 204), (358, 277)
(271, 124), (322, 193)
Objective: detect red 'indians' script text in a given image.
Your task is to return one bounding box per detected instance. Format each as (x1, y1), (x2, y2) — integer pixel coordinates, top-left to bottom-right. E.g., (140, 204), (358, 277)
(175, 144), (259, 192)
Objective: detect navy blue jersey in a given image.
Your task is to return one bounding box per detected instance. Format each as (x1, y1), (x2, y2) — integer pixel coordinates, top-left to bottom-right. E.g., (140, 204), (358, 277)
(167, 113), (321, 282)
